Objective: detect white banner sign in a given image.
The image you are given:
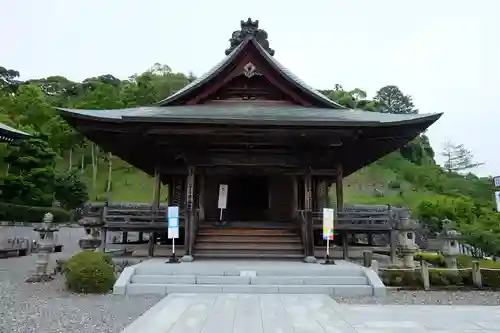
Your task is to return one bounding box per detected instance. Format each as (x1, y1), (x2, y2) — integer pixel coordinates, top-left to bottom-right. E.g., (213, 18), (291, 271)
(167, 206), (179, 239)
(496, 191), (500, 213)
(494, 176), (500, 188)
(218, 184), (228, 209)
(322, 208), (334, 240)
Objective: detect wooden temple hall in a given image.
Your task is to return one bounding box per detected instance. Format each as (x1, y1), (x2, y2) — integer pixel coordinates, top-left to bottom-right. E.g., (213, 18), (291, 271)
(59, 18), (441, 260)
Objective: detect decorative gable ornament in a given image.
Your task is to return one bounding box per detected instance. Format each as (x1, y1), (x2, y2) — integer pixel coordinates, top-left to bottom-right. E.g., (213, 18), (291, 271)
(243, 62), (262, 78)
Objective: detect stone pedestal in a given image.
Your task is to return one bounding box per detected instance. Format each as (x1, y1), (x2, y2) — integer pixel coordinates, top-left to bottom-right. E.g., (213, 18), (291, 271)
(26, 213), (59, 283)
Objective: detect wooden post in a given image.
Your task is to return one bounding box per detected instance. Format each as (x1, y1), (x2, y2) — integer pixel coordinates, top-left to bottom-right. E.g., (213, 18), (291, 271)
(342, 232), (349, 260)
(335, 163), (344, 212)
(292, 176), (298, 220)
(420, 260), (430, 290)
(148, 167), (161, 257)
(390, 230), (397, 264)
(316, 179), (327, 212)
(198, 172), (205, 222)
(184, 166), (195, 259)
(303, 175), (315, 261)
(472, 261), (482, 288)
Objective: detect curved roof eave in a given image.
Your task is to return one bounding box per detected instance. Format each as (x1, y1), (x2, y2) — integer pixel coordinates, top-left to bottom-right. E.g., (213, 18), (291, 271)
(56, 106), (442, 128)
(0, 122), (31, 139)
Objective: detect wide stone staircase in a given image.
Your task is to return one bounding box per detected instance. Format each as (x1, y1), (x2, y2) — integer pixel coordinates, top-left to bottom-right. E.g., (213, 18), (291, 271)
(114, 260), (385, 297)
(193, 223), (304, 260)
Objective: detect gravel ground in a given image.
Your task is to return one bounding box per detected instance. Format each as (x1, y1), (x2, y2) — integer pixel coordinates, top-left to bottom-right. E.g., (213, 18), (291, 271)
(0, 227), (162, 333)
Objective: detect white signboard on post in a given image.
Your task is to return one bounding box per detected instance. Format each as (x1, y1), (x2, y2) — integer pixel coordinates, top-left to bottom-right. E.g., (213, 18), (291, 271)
(493, 176), (500, 188)
(218, 184), (228, 221)
(495, 191), (500, 213)
(167, 206), (179, 239)
(218, 184), (228, 209)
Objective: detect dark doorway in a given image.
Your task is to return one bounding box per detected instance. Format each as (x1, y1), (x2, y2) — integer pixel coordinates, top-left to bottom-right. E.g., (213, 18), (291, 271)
(226, 175), (269, 221)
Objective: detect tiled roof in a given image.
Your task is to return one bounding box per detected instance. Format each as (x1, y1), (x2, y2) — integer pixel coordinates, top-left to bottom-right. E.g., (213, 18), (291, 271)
(57, 104), (442, 127)
(0, 122), (30, 142)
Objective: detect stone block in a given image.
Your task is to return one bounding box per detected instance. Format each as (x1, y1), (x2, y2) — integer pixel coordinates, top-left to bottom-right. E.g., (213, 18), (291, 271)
(278, 285), (334, 294)
(222, 285), (278, 293)
(126, 284), (167, 295)
(333, 285), (372, 297)
(197, 275), (250, 285)
(131, 274), (196, 284)
(251, 276), (305, 285)
(166, 284), (223, 293)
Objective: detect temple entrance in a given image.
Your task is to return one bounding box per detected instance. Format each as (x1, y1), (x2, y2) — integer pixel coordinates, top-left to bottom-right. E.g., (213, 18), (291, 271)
(226, 175), (269, 221)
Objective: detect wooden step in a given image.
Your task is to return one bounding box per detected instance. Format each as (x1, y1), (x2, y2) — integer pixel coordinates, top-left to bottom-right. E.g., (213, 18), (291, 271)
(193, 252), (305, 260)
(196, 236), (302, 243)
(198, 229), (299, 237)
(195, 243), (304, 251)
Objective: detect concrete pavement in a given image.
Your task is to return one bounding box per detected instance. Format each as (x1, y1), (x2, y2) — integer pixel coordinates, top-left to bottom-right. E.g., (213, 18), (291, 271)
(121, 293), (500, 333)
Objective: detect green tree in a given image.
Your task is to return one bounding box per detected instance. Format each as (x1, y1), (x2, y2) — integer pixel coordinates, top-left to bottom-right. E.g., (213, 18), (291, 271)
(1, 137), (58, 206)
(442, 141), (484, 173)
(374, 85), (418, 114)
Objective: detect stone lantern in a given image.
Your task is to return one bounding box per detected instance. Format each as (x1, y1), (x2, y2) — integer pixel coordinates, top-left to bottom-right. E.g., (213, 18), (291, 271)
(26, 212), (59, 282)
(395, 209), (418, 268)
(438, 219), (461, 269)
(78, 213), (103, 251)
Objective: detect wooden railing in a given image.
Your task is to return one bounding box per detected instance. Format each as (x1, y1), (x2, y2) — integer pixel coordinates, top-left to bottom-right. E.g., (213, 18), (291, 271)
(310, 209), (395, 231)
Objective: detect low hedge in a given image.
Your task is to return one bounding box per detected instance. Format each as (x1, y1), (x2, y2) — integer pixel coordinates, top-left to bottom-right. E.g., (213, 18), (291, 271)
(413, 252), (500, 269)
(0, 202), (73, 222)
(64, 251), (116, 293)
(381, 266), (500, 289)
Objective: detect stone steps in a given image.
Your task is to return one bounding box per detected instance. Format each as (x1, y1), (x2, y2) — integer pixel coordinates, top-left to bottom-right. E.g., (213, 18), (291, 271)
(131, 274), (368, 285)
(125, 283), (373, 296)
(115, 259), (385, 297)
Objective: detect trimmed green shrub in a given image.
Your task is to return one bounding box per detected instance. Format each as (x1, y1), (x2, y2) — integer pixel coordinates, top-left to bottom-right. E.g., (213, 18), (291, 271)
(64, 251), (116, 293)
(481, 269), (500, 288)
(380, 267), (422, 287)
(0, 202), (72, 222)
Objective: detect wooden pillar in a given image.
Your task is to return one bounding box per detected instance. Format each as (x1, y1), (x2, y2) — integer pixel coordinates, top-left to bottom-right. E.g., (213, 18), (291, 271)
(335, 163), (344, 212)
(184, 166), (195, 256)
(148, 167), (161, 257)
(292, 176), (298, 220)
(198, 172), (205, 221)
(304, 175), (315, 258)
(316, 179), (327, 211)
(390, 230), (397, 264)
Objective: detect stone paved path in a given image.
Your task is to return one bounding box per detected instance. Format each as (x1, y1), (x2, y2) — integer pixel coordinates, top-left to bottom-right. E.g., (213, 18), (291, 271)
(122, 293), (500, 333)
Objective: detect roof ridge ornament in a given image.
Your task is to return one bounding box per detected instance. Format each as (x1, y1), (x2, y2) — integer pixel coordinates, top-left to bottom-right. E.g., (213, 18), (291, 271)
(225, 18), (275, 56)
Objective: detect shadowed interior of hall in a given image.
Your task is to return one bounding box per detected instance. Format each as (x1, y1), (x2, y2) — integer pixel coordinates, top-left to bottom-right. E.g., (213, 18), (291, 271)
(226, 175), (269, 221)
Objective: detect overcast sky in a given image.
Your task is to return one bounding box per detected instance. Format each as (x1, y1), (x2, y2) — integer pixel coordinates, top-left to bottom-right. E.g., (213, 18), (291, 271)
(2, 0), (499, 177)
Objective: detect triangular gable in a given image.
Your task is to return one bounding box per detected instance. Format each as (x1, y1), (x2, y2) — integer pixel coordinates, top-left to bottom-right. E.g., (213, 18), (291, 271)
(157, 30), (344, 108)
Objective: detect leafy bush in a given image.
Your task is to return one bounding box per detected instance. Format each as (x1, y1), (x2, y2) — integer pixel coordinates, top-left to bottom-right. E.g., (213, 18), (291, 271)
(54, 170), (88, 210)
(428, 268), (472, 286)
(380, 267), (422, 287)
(64, 251), (116, 293)
(0, 202), (72, 222)
(481, 269), (500, 288)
